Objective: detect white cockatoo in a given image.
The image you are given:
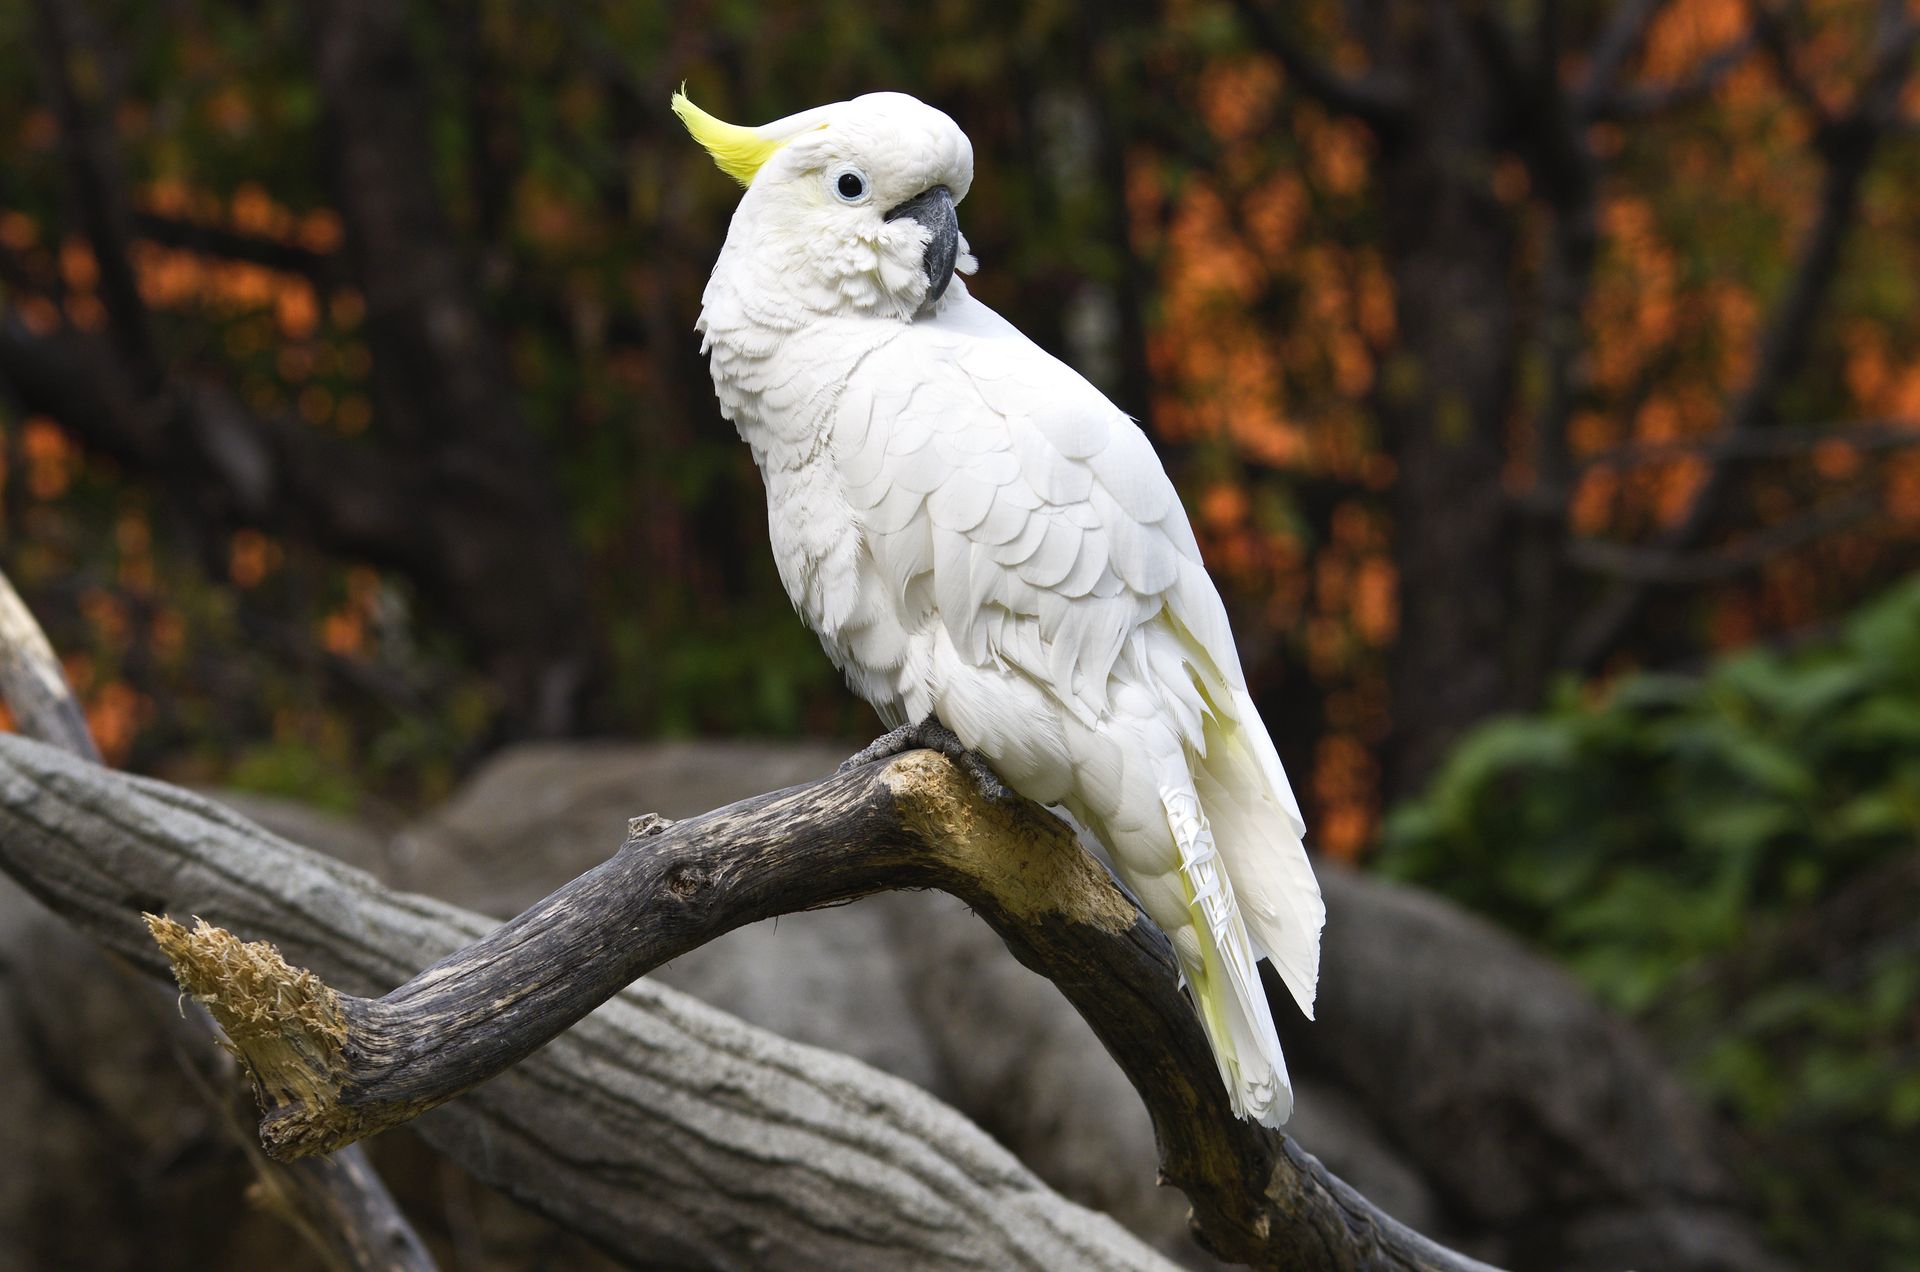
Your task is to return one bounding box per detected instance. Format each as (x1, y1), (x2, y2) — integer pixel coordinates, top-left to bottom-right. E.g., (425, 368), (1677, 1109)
(675, 89), (1323, 1125)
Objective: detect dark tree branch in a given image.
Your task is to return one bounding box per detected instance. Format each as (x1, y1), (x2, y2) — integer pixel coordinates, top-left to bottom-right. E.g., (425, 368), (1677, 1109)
(1227, 0), (1411, 131)
(1746, 0), (1834, 126)
(1578, 0), (1760, 122)
(0, 736), (1505, 1271)
(0, 571), (100, 763)
(1579, 0), (1673, 112)
(0, 728), (1496, 1271)
(1590, 31), (1761, 120)
(1576, 418), (1920, 473)
(0, 569), (435, 1272)
(1563, 16), (1917, 670)
(137, 749), (1497, 1271)
(309, 0), (591, 735)
(1567, 489), (1882, 583)
(0, 748), (1167, 1272)
(99, 210), (660, 365)
(29, 0), (159, 390)
(1457, 1), (1534, 106)
(7, 0), (597, 737)
(0, 318), (425, 567)
(1487, 0), (1609, 706)
(128, 211), (344, 284)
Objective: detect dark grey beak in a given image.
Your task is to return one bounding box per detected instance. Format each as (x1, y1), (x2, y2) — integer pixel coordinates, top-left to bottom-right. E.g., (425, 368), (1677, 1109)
(883, 185), (958, 306)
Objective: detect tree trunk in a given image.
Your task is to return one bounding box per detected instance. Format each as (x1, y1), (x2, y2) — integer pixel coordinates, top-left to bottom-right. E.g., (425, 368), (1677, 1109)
(311, 0), (592, 735)
(1373, 12), (1519, 794)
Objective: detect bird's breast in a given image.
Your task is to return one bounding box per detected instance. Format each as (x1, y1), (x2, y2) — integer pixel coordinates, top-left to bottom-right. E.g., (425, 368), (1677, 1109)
(704, 305), (929, 722)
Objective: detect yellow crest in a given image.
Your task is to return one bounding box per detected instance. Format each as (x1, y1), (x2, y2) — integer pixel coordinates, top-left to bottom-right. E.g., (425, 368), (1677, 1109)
(671, 90), (785, 186)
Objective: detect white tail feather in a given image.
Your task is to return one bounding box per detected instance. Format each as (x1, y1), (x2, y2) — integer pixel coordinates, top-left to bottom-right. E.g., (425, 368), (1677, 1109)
(1161, 785), (1293, 1126)
(1192, 690), (1325, 1018)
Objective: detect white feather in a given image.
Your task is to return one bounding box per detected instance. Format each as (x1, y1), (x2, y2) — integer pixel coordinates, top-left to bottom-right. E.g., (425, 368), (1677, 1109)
(692, 90), (1321, 1127)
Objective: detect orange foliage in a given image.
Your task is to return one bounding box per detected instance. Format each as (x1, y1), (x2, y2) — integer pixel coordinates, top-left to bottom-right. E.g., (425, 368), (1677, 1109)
(1311, 733), (1378, 860)
(108, 514), (152, 602)
(322, 610), (364, 656)
(122, 183), (339, 341)
(1201, 480), (1249, 529)
(22, 418), (77, 500)
(16, 296), (61, 336)
(86, 681), (148, 766)
(1198, 58), (1281, 141)
(0, 211), (38, 252)
(1643, 0), (1748, 81)
(1305, 113), (1370, 196)
(228, 529), (278, 588)
(1352, 558), (1398, 647)
(59, 238), (99, 291)
(1571, 470), (1618, 535)
(66, 294), (107, 332)
(300, 209), (344, 255)
(321, 567), (384, 657)
(1813, 439), (1863, 479)
(1887, 454), (1920, 521)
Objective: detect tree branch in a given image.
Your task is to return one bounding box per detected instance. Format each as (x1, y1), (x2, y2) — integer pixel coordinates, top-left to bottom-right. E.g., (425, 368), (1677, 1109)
(28, 0), (159, 389)
(0, 318), (423, 564)
(0, 569), (436, 1272)
(0, 571), (100, 763)
(1746, 0), (1834, 126)
(1575, 418), (1920, 473)
(1227, 0), (1411, 131)
(7, 0), (596, 736)
(1562, 15), (1917, 670)
(309, 0), (590, 734)
(1589, 31), (1760, 120)
(0, 729), (1500, 1271)
(1579, 0), (1673, 112)
(155, 750), (1495, 1271)
(128, 210), (343, 284)
(1567, 489), (1881, 583)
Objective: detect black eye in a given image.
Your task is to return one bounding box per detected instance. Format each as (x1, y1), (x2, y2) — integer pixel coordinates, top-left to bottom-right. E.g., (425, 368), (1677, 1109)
(836, 171), (866, 200)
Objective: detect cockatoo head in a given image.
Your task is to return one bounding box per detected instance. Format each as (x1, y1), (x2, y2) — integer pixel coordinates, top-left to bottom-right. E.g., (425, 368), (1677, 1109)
(674, 89), (977, 320)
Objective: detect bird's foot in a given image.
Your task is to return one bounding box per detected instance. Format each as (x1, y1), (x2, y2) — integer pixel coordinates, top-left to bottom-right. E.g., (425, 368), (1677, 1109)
(839, 714), (1016, 805)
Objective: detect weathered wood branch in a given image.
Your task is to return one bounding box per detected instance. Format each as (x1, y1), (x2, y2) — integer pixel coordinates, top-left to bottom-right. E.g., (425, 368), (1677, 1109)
(0, 571), (99, 763)
(160, 749), (1496, 1272)
(0, 731), (1498, 1271)
(0, 566), (435, 1272)
(0, 734), (1169, 1271)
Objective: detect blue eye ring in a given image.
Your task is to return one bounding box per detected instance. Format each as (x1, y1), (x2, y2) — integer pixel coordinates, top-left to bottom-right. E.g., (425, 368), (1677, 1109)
(831, 166), (870, 204)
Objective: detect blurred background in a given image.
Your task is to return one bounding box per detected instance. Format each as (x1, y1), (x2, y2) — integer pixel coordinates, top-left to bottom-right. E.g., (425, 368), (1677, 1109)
(1, 0), (1917, 1267)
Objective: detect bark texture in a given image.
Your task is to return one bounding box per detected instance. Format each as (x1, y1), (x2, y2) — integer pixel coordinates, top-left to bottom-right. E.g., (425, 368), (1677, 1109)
(0, 738), (1793, 1270)
(0, 732), (1496, 1272)
(0, 734), (1177, 1272)
(0, 570), (100, 762)
(0, 564), (435, 1272)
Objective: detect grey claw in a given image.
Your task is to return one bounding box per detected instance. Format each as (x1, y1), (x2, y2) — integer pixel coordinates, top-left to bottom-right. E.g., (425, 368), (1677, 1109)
(839, 716), (1015, 805)
(956, 750), (1016, 805)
